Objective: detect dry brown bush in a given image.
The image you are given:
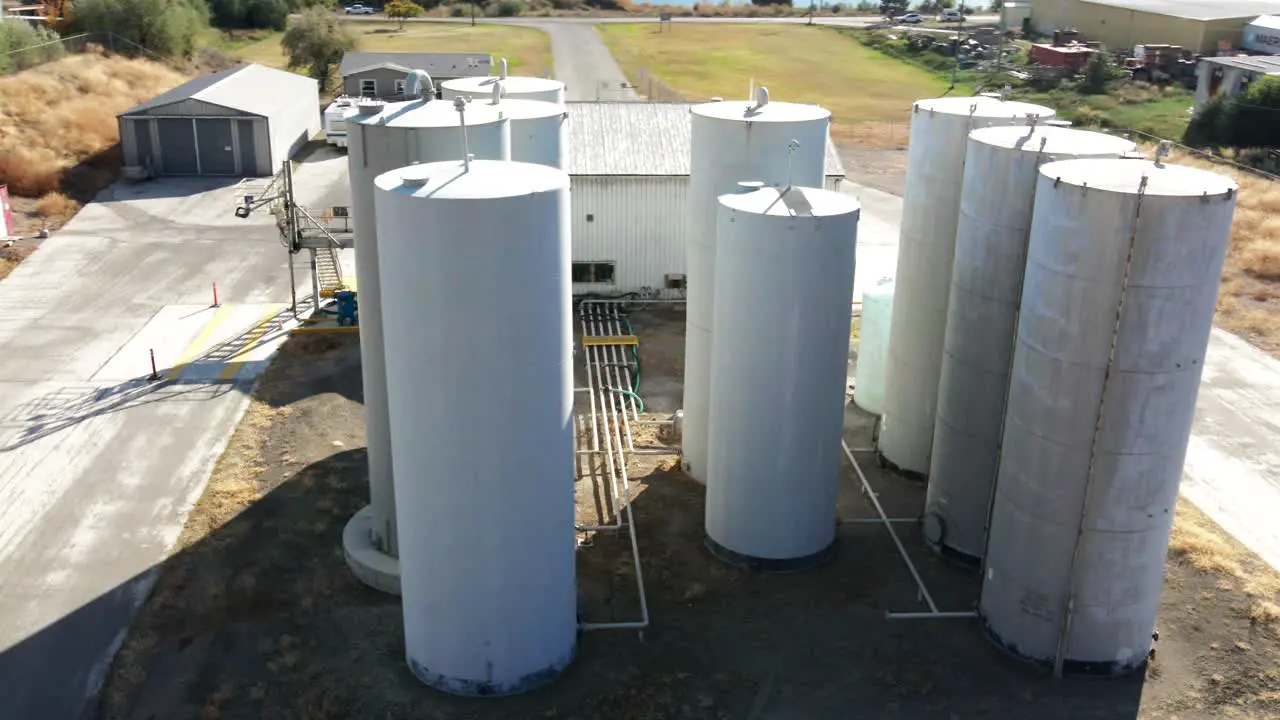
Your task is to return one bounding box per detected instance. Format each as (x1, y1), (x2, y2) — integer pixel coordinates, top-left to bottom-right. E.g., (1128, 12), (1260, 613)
(0, 53), (187, 199)
(34, 191), (77, 219)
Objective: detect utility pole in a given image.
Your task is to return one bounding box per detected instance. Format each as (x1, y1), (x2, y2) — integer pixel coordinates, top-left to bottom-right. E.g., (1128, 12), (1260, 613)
(470, 0), (476, 26)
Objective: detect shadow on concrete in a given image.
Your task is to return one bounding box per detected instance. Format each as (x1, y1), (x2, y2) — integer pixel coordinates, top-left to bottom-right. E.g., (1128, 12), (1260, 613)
(0, 327), (1147, 720)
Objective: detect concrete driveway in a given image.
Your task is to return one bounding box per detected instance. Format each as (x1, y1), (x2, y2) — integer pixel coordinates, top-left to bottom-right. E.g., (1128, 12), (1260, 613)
(0, 151), (350, 719)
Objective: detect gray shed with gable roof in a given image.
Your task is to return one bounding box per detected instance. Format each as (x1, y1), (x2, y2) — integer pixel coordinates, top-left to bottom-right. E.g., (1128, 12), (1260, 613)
(118, 63), (320, 178)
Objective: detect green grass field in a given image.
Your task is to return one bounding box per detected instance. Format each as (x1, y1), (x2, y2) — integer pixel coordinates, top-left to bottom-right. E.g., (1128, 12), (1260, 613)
(209, 22), (552, 77)
(597, 23), (953, 146)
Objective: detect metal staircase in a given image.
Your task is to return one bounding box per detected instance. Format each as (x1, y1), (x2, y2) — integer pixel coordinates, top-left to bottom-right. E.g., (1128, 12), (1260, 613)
(315, 245), (345, 297)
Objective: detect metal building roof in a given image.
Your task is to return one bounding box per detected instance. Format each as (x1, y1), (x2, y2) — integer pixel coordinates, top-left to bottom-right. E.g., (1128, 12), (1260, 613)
(120, 63), (318, 117)
(1201, 54), (1280, 72)
(338, 52), (492, 78)
(565, 101), (846, 178)
(1076, 0), (1280, 21)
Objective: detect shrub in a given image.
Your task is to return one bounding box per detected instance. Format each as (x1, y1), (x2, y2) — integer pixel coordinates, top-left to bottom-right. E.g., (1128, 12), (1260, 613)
(281, 7), (355, 87)
(0, 23), (64, 74)
(489, 0), (523, 14)
(1071, 106), (1106, 127)
(73, 0), (208, 57)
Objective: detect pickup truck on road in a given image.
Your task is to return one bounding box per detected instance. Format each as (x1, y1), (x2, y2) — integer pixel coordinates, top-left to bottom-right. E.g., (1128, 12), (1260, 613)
(344, 3), (376, 14)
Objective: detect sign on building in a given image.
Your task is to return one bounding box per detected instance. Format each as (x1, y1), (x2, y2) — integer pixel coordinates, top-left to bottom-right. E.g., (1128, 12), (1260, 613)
(1244, 15), (1280, 55)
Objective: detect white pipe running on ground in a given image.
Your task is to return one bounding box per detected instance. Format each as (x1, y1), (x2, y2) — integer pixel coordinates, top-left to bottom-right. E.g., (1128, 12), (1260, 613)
(840, 440), (978, 621)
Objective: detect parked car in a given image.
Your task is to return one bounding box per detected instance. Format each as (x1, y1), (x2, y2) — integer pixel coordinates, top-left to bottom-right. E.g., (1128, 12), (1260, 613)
(894, 12), (924, 23)
(344, 3), (376, 14)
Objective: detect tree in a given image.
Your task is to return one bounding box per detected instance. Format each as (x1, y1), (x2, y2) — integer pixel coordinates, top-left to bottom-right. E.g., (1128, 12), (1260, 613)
(385, 0), (424, 28)
(1186, 76), (1280, 149)
(749, 0), (791, 6)
(73, 0), (207, 57)
(880, 0), (907, 17)
(1080, 51), (1118, 94)
(281, 7), (355, 88)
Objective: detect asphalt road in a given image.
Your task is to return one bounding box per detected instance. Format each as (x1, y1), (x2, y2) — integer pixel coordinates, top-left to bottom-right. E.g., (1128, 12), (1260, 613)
(0, 156), (349, 720)
(336, 13), (1000, 26)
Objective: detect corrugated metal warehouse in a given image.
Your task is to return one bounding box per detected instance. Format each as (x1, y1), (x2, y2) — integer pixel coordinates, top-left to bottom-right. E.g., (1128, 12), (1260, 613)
(118, 64), (320, 177)
(566, 102), (845, 296)
(1028, 0), (1280, 53)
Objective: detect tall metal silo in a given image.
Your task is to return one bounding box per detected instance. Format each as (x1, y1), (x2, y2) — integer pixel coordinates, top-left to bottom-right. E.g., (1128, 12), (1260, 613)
(704, 183), (859, 569)
(341, 98), (511, 596)
(683, 89), (830, 485)
(374, 159), (576, 695)
(877, 96), (1054, 478)
(981, 158), (1236, 676)
(442, 58), (566, 104)
(925, 126), (1137, 565)
(483, 83), (567, 168)
(854, 277), (895, 416)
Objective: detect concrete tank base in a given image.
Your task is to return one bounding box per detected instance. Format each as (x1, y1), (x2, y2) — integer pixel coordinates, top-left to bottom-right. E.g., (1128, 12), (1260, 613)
(407, 649), (575, 697)
(342, 505), (400, 595)
(704, 535), (836, 573)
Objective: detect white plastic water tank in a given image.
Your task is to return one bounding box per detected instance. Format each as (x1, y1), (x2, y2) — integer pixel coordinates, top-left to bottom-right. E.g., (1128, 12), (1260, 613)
(483, 84), (567, 168)
(877, 95), (1054, 478)
(374, 159), (576, 695)
(683, 89), (831, 485)
(704, 184), (859, 568)
(854, 277), (894, 416)
(343, 97), (511, 589)
(926, 126), (1136, 565)
(442, 59), (566, 104)
(980, 159), (1236, 675)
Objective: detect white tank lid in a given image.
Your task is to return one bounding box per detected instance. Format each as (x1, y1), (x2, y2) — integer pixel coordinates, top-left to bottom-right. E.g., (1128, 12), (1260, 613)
(718, 184), (859, 218)
(485, 96), (565, 120)
(1038, 158), (1237, 197)
(969, 125), (1136, 157)
(443, 74), (564, 96)
(354, 98), (507, 129)
(692, 96), (830, 124)
(915, 95), (1054, 121)
(375, 159), (569, 199)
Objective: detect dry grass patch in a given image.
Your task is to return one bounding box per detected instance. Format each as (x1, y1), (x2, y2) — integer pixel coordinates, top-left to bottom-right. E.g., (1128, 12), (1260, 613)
(0, 51), (187, 198)
(1154, 148), (1280, 355)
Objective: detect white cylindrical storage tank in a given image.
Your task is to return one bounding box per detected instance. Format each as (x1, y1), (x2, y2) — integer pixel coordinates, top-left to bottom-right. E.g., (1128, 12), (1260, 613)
(342, 97), (511, 593)
(925, 126), (1137, 565)
(980, 159), (1236, 675)
(485, 90), (566, 168)
(683, 89), (831, 485)
(442, 60), (565, 104)
(374, 159), (576, 695)
(878, 96), (1054, 478)
(705, 184), (859, 568)
(853, 277), (894, 416)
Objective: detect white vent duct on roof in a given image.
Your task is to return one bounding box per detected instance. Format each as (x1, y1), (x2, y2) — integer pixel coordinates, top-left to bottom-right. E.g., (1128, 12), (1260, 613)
(375, 159), (575, 696)
(924, 125), (1136, 566)
(704, 184), (859, 569)
(683, 93), (830, 485)
(876, 95), (1054, 479)
(980, 159), (1235, 677)
(341, 99), (511, 596)
(405, 69), (434, 100)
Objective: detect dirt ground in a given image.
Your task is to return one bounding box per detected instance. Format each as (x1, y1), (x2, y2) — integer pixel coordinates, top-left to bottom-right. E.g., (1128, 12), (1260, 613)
(97, 306), (1280, 720)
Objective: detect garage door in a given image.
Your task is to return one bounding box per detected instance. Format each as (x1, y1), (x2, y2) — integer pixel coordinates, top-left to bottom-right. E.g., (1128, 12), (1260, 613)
(157, 119), (198, 175)
(196, 119), (237, 176)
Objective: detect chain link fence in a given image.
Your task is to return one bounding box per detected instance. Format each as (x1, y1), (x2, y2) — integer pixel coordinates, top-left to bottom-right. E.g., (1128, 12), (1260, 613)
(0, 32), (159, 76)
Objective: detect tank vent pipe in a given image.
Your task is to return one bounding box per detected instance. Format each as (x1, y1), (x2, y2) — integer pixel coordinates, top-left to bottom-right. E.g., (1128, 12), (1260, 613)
(491, 80), (502, 105)
(754, 86), (770, 110)
(454, 96), (470, 171)
(499, 57), (508, 79)
(1155, 140), (1172, 166)
(785, 139), (800, 189)
(1001, 83), (1011, 101)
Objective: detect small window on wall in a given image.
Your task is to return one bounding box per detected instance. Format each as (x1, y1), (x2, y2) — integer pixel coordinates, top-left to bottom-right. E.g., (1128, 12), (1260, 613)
(394, 79), (406, 96)
(360, 79), (377, 98)
(572, 262), (615, 284)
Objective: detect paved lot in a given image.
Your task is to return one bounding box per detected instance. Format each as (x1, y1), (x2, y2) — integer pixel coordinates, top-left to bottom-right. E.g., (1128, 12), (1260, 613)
(0, 151), (350, 720)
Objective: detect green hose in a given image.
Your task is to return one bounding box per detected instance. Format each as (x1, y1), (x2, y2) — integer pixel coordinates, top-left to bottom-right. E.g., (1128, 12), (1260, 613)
(609, 388), (645, 413)
(623, 315), (641, 395)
